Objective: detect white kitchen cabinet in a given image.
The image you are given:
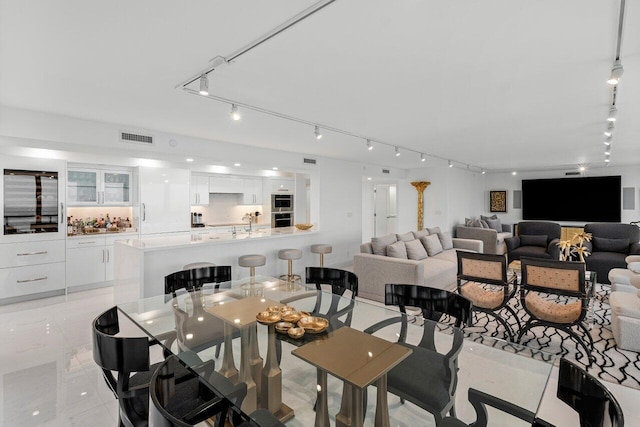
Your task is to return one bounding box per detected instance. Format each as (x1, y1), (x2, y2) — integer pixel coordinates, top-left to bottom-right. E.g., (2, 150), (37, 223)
(209, 175), (244, 194)
(242, 178), (263, 205)
(270, 178), (294, 193)
(190, 174), (210, 205)
(67, 167), (132, 206)
(66, 234), (124, 287)
(140, 167), (191, 235)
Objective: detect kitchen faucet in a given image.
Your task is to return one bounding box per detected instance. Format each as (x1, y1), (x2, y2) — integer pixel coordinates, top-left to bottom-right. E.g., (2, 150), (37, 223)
(231, 225), (237, 237)
(242, 213), (252, 234)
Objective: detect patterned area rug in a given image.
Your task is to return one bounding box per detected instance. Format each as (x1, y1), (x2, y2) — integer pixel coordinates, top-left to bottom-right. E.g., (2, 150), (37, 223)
(463, 284), (640, 390)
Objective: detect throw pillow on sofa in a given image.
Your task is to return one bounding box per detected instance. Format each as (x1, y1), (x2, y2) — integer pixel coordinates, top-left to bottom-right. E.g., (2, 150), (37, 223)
(484, 218), (502, 233)
(413, 229), (429, 239)
(593, 237), (629, 253)
(481, 214), (498, 221)
(372, 233), (397, 255)
(422, 234), (443, 256)
(396, 232), (415, 242)
(405, 239), (428, 260)
(438, 231), (454, 250)
(520, 234), (548, 247)
(387, 241), (408, 259)
(427, 226), (441, 235)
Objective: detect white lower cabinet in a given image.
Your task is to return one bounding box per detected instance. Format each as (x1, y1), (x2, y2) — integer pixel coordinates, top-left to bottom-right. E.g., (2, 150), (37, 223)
(66, 235), (123, 288)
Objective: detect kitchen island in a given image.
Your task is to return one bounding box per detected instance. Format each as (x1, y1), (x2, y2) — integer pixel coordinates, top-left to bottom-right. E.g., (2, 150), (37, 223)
(113, 227), (319, 302)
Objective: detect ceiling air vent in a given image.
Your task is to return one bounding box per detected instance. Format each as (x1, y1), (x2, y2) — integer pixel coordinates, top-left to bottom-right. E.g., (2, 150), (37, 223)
(303, 158), (317, 165)
(120, 131), (154, 145)
(382, 169), (390, 174)
(565, 171), (581, 176)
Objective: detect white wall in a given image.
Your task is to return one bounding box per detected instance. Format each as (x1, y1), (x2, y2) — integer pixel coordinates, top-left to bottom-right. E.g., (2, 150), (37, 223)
(484, 166), (640, 226)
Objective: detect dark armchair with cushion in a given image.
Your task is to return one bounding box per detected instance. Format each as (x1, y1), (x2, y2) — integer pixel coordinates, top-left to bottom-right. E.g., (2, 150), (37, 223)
(505, 221), (561, 263)
(584, 223), (640, 284)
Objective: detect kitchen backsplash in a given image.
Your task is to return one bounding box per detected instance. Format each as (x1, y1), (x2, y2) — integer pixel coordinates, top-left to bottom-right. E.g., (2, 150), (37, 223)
(192, 194), (264, 225)
(67, 206), (133, 223)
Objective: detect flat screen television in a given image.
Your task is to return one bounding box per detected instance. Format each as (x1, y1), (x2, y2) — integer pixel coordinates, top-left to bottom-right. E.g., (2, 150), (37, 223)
(522, 176), (621, 222)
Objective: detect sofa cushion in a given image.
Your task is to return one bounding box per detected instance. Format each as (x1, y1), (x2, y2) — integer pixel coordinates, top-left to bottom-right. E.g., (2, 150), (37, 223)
(422, 258), (457, 291)
(465, 218), (474, 226)
(593, 237), (629, 254)
(438, 231), (454, 250)
(432, 249), (461, 264)
(485, 218), (502, 233)
(405, 239), (428, 260)
(480, 220), (490, 229)
(427, 226), (441, 235)
(396, 232), (415, 242)
(422, 234), (443, 256)
(413, 230), (429, 239)
(520, 234), (548, 247)
(386, 241), (407, 259)
(629, 262), (640, 274)
(372, 233), (397, 255)
(609, 291), (640, 320)
(460, 282), (506, 309)
(525, 292), (582, 323)
(510, 246), (554, 260)
(497, 232), (512, 243)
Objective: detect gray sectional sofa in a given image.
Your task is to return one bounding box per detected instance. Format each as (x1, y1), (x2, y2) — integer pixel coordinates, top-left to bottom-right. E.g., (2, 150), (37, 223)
(353, 228), (483, 302)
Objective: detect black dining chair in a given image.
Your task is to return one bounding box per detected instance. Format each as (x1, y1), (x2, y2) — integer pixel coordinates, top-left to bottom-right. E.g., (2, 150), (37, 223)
(303, 266), (359, 328)
(363, 284), (472, 425)
(165, 266), (234, 358)
(92, 306), (163, 427)
(440, 358), (624, 427)
(149, 355), (246, 427)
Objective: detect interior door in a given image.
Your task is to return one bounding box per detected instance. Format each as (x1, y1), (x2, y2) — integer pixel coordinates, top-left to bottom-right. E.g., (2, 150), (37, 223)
(374, 184), (398, 237)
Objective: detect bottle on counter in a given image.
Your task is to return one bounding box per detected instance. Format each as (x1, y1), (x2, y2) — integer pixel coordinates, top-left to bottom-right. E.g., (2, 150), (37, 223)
(67, 216), (73, 235)
(105, 213), (111, 228)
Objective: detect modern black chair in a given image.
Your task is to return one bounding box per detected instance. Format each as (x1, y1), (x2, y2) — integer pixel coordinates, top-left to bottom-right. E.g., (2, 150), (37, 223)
(363, 284), (472, 425)
(440, 358), (623, 427)
(231, 409), (286, 427)
(456, 251), (520, 341)
(165, 266), (234, 358)
(505, 221), (562, 263)
(149, 355), (246, 427)
(517, 257), (594, 364)
(92, 306), (161, 427)
(584, 222), (640, 284)
(303, 266), (358, 328)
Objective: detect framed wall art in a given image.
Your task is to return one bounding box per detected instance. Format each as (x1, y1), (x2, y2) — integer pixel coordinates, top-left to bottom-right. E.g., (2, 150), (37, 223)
(489, 190), (507, 213)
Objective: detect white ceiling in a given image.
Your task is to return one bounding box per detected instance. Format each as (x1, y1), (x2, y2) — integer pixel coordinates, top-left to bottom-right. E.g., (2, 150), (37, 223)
(1, 0), (638, 172)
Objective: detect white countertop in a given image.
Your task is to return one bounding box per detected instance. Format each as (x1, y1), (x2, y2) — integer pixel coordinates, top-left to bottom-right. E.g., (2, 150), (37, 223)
(67, 229), (139, 238)
(116, 226), (317, 252)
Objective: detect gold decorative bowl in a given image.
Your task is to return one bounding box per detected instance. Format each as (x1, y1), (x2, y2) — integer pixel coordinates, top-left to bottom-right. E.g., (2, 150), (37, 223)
(288, 327), (305, 339)
(266, 305), (282, 313)
(294, 223), (313, 230)
(256, 311), (281, 324)
(298, 316), (329, 334)
(279, 305), (295, 312)
(281, 311), (301, 323)
(275, 321), (294, 333)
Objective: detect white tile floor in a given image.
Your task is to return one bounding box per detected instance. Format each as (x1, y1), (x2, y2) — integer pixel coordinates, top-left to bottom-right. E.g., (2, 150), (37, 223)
(1, 287), (638, 427)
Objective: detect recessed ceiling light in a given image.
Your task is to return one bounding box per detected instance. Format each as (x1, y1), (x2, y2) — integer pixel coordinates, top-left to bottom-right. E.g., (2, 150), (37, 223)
(272, 167), (278, 170)
(607, 60), (624, 86)
(314, 126), (322, 140)
(199, 74), (209, 96)
(512, 171), (517, 176)
(231, 104), (241, 121)
(394, 147), (400, 157)
(367, 177), (372, 181)
(234, 163), (241, 167)
(607, 107), (617, 122)
(579, 165), (586, 172)
(481, 169), (486, 175)
(186, 158), (194, 162)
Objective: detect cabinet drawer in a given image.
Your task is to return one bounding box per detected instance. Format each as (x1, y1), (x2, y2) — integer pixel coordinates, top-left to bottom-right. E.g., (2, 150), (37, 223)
(0, 240), (66, 268)
(0, 262), (65, 299)
(105, 235), (129, 246)
(66, 236), (106, 249)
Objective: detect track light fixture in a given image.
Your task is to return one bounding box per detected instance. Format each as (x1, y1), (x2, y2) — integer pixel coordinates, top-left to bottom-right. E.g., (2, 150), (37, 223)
(366, 139), (373, 151)
(579, 165), (586, 172)
(448, 160), (453, 168)
(230, 104), (240, 121)
(420, 153), (426, 162)
(199, 74), (209, 96)
(481, 169), (486, 175)
(604, 123), (614, 137)
(607, 60), (624, 86)
(607, 107), (617, 122)
(605, 155), (611, 163)
(604, 136), (612, 146)
(605, 146), (612, 155)
(314, 126), (322, 140)
(394, 146), (400, 157)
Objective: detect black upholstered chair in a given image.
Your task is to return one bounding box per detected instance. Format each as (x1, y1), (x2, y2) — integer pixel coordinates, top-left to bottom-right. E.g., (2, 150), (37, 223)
(456, 251), (520, 341)
(517, 258), (594, 364)
(364, 284), (472, 424)
(440, 358), (624, 427)
(92, 306), (161, 427)
(149, 355), (246, 427)
(505, 221), (561, 263)
(303, 266), (358, 328)
(584, 223), (640, 284)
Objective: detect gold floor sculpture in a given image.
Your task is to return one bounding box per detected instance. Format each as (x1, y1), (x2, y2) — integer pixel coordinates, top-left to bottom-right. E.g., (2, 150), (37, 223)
(410, 181), (431, 230)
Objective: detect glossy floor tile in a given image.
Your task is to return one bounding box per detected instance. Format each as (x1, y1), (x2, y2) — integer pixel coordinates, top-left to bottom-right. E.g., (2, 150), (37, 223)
(1, 287), (639, 426)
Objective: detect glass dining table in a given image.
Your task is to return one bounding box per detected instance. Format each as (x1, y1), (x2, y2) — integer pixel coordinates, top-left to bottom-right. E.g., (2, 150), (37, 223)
(117, 276), (555, 427)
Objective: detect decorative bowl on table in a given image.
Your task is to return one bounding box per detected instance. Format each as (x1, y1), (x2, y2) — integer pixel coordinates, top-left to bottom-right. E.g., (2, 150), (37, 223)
(266, 305), (282, 313)
(294, 223), (313, 230)
(275, 321), (294, 333)
(281, 311), (301, 323)
(256, 311), (281, 325)
(297, 316), (329, 334)
(287, 327), (305, 339)
(279, 305), (296, 313)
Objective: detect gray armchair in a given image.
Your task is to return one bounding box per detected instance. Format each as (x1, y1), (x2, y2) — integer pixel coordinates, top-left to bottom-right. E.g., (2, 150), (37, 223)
(505, 221), (561, 263)
(584, 223), (640, 284)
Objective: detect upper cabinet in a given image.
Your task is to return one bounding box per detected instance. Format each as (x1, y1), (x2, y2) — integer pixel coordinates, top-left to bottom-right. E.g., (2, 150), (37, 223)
(68, 168), (132, 206)
(139, 167), (190, 235)
(270, 178), (294, 193)
(242, 178), (263, 205)
(190, 174), (210, 206)
(209, 175), (263, 205)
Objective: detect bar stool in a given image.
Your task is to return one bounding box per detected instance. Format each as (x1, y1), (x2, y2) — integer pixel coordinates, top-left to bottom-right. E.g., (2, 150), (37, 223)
(278, 249), (302, 282)
(310, 244), (332, 267)
(238, 254), (266, 279)
(183, 262), (215, 270)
